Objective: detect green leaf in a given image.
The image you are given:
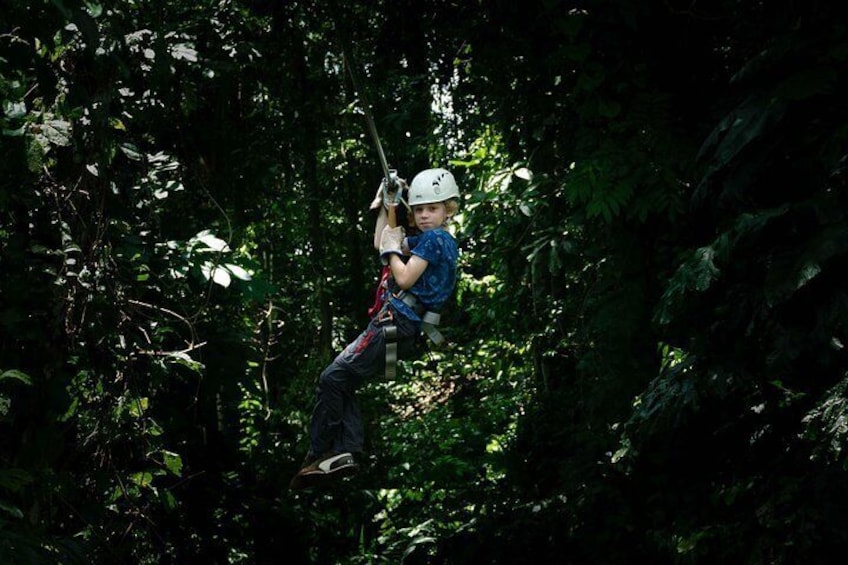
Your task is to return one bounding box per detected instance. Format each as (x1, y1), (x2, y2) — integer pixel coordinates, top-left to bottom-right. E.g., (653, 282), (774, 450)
(162, 450), (183, 476)
(130, 471), (154, 488)
(59, 396), (79, 422)
(3, 100), (26, 119)
(128, 397), (149, 418)
(0, 370), (33, 385)
(211, 266), (231, 287)
(84, 1), (103, 18)
(403, 536), (437, 560)
(170, 43), (198, 62)
(224, 263), (252, 281)
(164, 351), (203, 371)
(41, 119), (72, 146)
(195, 232), (230, 252)
(3, 126), (26, 136)
(25, 136), (44, 172)
(699, 97), (786, 168)
(120, 143), (144, 161)
(513, 167), (533, 181)
(201, 261), (232, 287)
(161, 490), (177, 510)
(0, 499), (23, 519)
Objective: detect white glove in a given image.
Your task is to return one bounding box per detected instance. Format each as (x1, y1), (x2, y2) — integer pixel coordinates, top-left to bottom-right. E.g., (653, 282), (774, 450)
(369, 175), (407, 210)
(379, 225), (405, 261)
(369, 183), (384, 210)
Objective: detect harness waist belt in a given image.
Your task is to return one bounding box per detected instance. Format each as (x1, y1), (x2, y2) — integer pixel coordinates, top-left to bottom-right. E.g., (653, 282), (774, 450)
(396, 292), (445, 347)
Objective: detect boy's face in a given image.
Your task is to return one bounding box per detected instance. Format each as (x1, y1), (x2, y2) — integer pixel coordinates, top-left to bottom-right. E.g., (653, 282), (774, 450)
(412, 202), (448, 231)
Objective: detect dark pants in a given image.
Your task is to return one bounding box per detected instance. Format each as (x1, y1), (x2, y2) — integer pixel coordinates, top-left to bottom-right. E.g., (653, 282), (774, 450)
(308, 308), (420, 457)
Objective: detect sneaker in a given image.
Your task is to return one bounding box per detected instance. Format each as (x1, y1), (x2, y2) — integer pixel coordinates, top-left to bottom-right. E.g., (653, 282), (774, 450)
(289, 452), (359, 490)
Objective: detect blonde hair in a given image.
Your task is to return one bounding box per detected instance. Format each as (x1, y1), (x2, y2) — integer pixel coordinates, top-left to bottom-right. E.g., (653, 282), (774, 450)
(444, 199), (460, 217)
(408, 198), (459, 226)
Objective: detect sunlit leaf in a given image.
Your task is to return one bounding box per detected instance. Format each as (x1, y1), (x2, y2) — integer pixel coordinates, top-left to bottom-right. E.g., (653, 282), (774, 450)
(128, 396), (149, 417)
(41, 119), (72, 146)
(513, 167), (533, 181)
(130, 471), (154, 488)
(171, 43), (198, 62)
(224, 263), (252, 281)
(403, 536), (436, 559)
(84, 1), (103, 18)
(25, 136), (44, 171)
(211, 266), (231, 287)
(120, 143), (144, 161)
(163, 450), (183, 476)
(3, 101), (26, 119)
(196, 233), (230, 252)
(165, 351), (200, 369)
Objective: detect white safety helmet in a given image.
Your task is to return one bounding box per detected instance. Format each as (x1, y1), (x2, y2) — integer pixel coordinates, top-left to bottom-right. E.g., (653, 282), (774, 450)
(408, 168), (459, 206)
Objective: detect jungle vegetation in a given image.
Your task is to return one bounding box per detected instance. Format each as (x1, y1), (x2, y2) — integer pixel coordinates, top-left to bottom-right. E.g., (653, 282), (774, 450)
(2, 0), (848, 563)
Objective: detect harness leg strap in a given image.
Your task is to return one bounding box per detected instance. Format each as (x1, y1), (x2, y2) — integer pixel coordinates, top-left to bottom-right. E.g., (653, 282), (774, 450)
(383, 324), (398, 379)
(421, 311), (445, 347)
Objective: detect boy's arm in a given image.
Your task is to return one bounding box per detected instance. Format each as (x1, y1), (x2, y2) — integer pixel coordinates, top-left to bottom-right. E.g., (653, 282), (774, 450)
(373, 206), (389, 250)
(379, 224), (427, 289)
(386, 254), (428, 290)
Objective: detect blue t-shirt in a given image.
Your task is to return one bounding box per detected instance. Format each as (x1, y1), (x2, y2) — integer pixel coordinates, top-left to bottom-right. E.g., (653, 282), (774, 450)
(390, 228), (458, 321)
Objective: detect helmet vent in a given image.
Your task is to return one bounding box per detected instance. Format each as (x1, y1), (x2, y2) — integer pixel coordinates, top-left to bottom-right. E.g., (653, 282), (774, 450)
(433, 172), (449, 194)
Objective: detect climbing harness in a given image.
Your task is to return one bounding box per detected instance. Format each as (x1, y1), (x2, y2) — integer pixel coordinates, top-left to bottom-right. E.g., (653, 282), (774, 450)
(379, 289), (445, 380)
(382, 320), (399, 380)
(396, 291), (445, 347)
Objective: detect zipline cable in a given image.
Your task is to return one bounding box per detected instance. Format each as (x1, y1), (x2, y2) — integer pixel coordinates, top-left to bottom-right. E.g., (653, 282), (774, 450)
(341, 38), (402, 319)
(340, 42), (414, 232)
(341, 44), (395, 193)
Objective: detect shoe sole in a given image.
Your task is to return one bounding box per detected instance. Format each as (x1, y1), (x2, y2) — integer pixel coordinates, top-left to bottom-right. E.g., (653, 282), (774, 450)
(289, 464), (360, 490)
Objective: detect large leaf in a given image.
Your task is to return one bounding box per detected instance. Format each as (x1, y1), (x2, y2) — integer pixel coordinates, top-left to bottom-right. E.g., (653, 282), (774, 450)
(0, 370), (32, 385)
(195, 231), (230, 252)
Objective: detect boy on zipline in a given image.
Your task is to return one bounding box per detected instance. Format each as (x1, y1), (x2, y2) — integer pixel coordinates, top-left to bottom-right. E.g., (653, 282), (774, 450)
(290, 168), (460, 490)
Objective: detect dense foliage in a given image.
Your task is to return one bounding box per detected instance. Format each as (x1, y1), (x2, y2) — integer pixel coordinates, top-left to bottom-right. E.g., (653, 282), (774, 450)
(2, 0), (847, 563)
